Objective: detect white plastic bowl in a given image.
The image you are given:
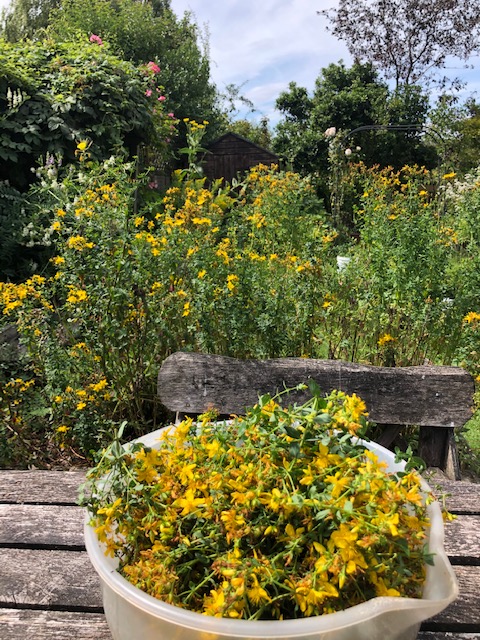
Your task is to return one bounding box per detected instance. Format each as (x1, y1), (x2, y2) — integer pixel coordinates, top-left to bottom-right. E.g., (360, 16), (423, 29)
(84, 430), (458, 640)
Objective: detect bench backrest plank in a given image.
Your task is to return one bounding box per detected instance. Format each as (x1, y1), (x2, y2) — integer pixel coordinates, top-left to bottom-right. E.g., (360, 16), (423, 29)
(158, 352), (474, 427)
(157, 352), (475, 479)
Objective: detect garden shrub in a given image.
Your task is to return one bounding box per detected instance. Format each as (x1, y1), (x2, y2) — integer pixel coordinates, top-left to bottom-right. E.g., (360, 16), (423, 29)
(0, 35), (175, 280)
(0, 143), (331, 464)
(442, 167), (480, 379)
(0, 181), (30, 281)
(321, 164), (462, 366)
(0, 36), (174, 186)
(4, 120), (480, 471)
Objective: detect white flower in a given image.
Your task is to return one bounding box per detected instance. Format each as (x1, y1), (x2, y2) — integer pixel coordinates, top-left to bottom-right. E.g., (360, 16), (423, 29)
(345, 148), (352, 157)
(324, 126), (336, 138)
(12, 89), (23, 108)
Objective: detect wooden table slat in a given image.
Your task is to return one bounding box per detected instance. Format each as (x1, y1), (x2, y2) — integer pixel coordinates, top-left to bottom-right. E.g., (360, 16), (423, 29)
(428, 566), (480, 626)
(0, 469), (478, 639)
(418, 634), (480, 639)
(0, 547), (478, 628)
(0, 471), (86, 505)
(425, 476), (480, 515)
(0, 610), (478, 640)
(0, 505), (85, 547)
(0, 609), (111, 640)
(443, 516), (480, 559)
(0, 549), (103, 610)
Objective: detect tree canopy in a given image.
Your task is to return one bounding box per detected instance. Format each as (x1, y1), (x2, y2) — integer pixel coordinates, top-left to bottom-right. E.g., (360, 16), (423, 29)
(1, 0), (60, 41)
(46, 0), (221, 135)
(320, 0), (480, 88)
(273, 61), (434, 178)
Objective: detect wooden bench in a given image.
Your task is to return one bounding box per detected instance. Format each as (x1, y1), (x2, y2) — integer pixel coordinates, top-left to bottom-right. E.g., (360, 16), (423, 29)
(0, 352), (479, 638)
(157, 352), (476, 480)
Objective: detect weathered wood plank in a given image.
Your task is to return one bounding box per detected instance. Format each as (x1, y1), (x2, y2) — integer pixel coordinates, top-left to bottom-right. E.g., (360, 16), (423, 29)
(428, 566), (480, 626)
(428, 477), (480, 515)
(0, 549), (102, 610)
(0, 505), (85, 547)
(157, 352), (474, 427)
(0, 611), (476, 640)
(441, 517), (480, 560)
(0, 470), (86, 504)
(0, 611), (478, 640)
(0, 609), (112, 640)
(419, 634), (480, 639)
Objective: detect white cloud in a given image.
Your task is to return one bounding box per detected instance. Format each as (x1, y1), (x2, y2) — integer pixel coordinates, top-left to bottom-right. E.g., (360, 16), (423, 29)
(171, 0), (480, 127)
(171, 0), (351, 123)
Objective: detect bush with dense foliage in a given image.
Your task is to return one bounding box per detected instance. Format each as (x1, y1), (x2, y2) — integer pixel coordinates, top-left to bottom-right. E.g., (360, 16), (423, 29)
(322, 164), (459, 365)
(0, 139), (332, 466)
(0, 36), (170, 190)
(0, 35), (175, 280)
(46, 0), (222, 139)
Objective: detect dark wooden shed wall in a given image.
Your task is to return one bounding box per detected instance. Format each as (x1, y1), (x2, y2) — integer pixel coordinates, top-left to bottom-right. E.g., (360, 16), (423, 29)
(202, 133), (278, 183)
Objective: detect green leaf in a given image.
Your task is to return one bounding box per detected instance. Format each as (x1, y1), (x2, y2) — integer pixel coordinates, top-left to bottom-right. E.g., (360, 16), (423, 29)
(289, 442), (301, 457)
(308, 378), (323, 397)
(284, 424), (301, 439)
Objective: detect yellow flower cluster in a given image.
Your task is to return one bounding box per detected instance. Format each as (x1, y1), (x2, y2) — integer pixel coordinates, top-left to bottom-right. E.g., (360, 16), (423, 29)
(5, 378), (35, 394)
(0, 276), (52, 315)
(87, 391), (431, 620)
(53, 378), (111, 416)
(66, 286), (88, 304)
(226, 273), (239, 293)
(160, 186), (225, 235)
(183, 117), (209, 131)
(66, 235), (94, 251)
(463, 311), (480, 324)
(378, 333), (395, 346)
(438, 225), (458, 247)
(134, 231), (166, 257)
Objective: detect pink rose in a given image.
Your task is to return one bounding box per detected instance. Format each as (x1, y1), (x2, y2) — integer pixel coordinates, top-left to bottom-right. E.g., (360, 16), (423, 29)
(158, 95), (166, 102)
(89, 34), (103, 45)
(145, 89), (152, 97)
(147, 61), (161, 74)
